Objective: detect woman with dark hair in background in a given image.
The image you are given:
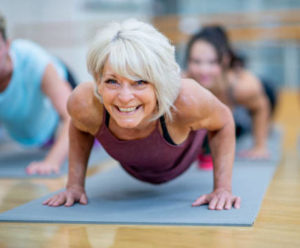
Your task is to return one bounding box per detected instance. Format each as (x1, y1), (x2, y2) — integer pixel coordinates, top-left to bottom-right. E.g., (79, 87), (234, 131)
(185, 25), (277, 169)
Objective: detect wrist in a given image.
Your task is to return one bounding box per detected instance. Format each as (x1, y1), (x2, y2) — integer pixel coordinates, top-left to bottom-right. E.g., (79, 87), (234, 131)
(44, 154), (66, 166)
(214, 184), (232, 192)
(66, 183), (85, 191)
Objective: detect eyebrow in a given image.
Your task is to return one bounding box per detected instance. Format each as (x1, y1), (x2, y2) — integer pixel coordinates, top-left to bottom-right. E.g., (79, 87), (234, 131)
(103, 73), (117, 77)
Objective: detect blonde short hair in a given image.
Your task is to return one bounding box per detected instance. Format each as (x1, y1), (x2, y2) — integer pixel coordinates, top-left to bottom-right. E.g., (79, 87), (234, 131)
(87, 19), (181, 121)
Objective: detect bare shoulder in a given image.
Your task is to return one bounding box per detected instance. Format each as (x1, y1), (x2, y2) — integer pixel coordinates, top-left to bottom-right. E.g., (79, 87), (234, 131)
(67, 82), (103, 135)
(173, 78), (220, 125)
(175, 78), (216, 110)
(233, 69), (264, 102)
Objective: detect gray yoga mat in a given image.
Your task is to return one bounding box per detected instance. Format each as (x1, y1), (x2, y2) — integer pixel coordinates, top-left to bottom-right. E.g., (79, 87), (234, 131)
(0, 144), (111, 178)
(0, 130), (282, 226)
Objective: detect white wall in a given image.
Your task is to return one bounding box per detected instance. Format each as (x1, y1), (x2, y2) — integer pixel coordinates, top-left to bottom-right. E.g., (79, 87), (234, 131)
(0, 0), (152, 82)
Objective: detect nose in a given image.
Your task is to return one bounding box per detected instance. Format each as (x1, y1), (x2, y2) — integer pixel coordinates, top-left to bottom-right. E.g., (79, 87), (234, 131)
(196, 63), (211, 75)
(118, 84), (134, 103)
(189, 61), (208, 76)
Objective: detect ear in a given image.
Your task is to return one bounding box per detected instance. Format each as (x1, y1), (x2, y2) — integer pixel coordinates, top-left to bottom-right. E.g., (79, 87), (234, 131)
(94, 81), (103, 103)
(96, 77), (103, 95)
(221, 54), (230, 69)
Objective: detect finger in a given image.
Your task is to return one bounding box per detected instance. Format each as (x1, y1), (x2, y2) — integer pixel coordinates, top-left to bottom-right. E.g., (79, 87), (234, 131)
(47, 195), (60, 206)
(41, 166), (52, 175)
(65, 195), (75, 207)
(25, 166), (32, 174)
(52, 194), (67, 207)
(45, 167), (53, 175)
(233, 196), (241, 209)
(192, 195), (208, 207)
(36, 165), (45, 175)
(42, 166), (58, 175)
(224, 198), (233, 210)
(216, 196), (226, 210)
(35, 164), (51, 175)
(208, 197), (218, 210)
(80, 194), (88, 205)
(43, 197), (52, 205)
(26, 163), (37, 175)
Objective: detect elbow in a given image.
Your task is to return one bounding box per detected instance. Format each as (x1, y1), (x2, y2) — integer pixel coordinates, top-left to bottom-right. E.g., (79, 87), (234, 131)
(222, 105), (235, 134)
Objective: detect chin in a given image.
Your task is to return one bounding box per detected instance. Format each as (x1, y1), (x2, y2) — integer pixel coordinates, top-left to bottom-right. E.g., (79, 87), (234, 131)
(115, 119), (141, 129)
(201, 81), (214, 88)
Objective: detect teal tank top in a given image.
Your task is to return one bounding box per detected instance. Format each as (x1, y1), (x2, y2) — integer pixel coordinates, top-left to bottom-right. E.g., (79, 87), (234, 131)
(0, 39), (67, 146)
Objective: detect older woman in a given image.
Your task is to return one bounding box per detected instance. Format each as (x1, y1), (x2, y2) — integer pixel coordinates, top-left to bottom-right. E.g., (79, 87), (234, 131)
(185, 25), (274, 160)
(44, 19), (240, 210)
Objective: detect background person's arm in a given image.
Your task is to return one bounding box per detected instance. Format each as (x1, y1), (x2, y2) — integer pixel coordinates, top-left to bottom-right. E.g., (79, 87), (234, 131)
(26, 64), (72, 174)
(235, 71), (270, 158)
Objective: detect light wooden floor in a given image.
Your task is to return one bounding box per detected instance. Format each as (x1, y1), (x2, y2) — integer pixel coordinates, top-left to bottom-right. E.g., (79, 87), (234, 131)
(0, 90), (299, 248)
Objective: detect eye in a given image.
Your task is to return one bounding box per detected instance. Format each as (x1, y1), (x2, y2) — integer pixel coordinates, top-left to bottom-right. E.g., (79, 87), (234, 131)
(209, 59), (218, 65)
(105, 79), (118, 84)
(135, 80), (148, 85)
(189, 58), (201, 65)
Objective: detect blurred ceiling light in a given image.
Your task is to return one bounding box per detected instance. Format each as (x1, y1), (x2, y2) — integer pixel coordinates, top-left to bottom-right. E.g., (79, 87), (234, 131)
(179, 16), (201, 35)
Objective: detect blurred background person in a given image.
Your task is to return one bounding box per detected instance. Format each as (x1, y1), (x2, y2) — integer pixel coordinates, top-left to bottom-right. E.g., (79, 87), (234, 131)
(184, 25), (278, 168)
(0, 12), (77, 175)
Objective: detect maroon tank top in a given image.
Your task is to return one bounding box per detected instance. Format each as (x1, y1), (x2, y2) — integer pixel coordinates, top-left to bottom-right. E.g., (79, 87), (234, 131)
(95, 110), (206, 184)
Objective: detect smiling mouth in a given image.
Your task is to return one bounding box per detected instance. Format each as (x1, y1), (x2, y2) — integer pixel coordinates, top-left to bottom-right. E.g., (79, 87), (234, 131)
(117, 105), (141, 113)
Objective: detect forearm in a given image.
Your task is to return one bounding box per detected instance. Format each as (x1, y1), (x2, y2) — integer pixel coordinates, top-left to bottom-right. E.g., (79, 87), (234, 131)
(66, 122), (95, 189)
(251, 97), (270, 149)
(44, 118), (69, 166)
(208, 114), (235, 191)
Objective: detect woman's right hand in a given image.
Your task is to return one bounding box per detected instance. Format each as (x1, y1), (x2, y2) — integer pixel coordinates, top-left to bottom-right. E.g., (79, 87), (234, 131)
(43, 185), (88, 207)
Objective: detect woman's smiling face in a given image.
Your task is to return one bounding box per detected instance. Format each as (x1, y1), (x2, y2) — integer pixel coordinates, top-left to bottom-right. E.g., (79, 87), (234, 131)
(98, 61), (157, 129)
(187, 40), (222, 89)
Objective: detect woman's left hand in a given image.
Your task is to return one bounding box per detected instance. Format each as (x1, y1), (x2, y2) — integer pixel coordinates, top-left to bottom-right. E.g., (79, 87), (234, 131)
(192, 188), (241, 210)
(238, 146), (269, 159)
(26, 160), (61, 175)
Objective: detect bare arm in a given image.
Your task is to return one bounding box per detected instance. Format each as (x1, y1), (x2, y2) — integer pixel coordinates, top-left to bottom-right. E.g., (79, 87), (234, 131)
(177, 79), (240, 209)
(27, 64), (72, 174)
(235, 72), (270, 158)
(44, 82), (103, 206)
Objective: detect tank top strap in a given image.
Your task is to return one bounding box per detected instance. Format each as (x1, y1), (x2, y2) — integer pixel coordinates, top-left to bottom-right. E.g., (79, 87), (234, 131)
(105, 108), (110, 127)
(159, 115), (176, 145)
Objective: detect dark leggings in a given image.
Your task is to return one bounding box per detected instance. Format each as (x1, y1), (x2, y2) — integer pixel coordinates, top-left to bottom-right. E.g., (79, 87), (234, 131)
(261, 78), (278, 116)
(65, 66), (77, 89)
(57, 58), (78, 89)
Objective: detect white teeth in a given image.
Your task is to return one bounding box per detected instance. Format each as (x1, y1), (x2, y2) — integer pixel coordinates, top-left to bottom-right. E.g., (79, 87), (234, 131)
(118, 106), (137, 112)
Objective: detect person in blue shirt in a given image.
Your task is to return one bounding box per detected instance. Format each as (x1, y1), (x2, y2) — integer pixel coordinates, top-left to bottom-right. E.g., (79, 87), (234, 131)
(0, 13), (75, 174)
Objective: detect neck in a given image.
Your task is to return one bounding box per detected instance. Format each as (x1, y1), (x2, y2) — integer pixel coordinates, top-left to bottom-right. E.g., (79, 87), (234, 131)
(109, 118), (157, 140)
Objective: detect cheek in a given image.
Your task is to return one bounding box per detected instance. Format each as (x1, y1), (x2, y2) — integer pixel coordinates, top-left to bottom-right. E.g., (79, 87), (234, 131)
(145, 91), (157, 110)
(205, 64), (221, 77)
(212, 66), (222, 76)
(188, 62), (199, 73)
